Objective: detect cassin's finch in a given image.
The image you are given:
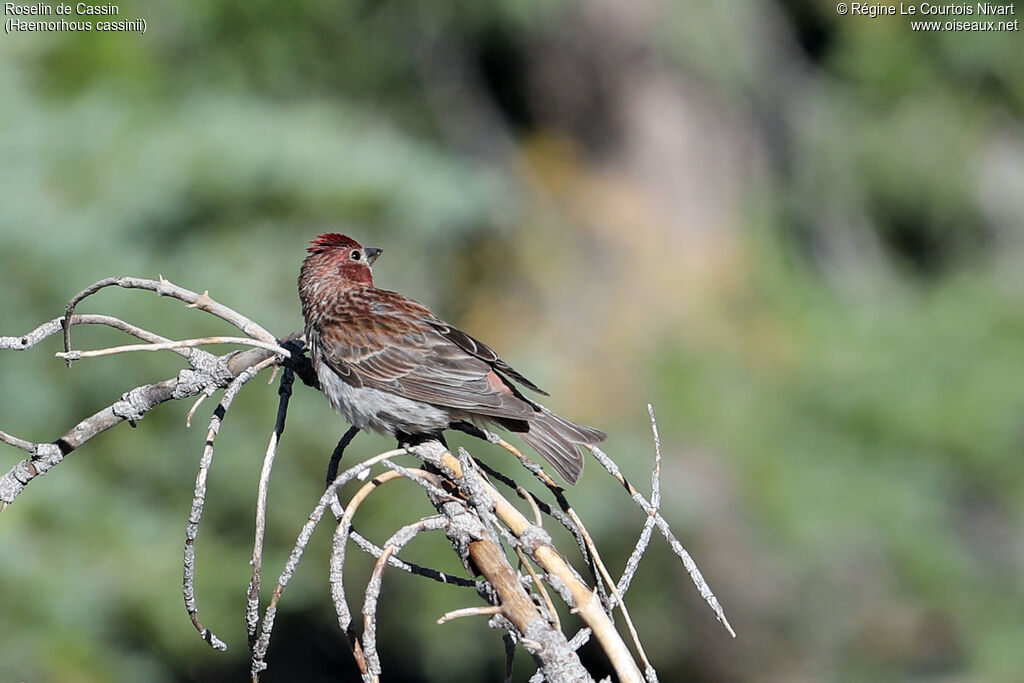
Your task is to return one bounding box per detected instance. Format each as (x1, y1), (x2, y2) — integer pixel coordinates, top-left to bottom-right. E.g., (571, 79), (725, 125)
(298, 233), (605, 484)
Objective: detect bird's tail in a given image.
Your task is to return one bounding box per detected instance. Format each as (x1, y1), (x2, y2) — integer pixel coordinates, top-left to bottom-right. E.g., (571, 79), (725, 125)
(516, 410), (606, 485)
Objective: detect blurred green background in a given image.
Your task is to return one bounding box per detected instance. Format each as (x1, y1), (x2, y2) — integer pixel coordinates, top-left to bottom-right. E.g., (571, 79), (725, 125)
(2, 1), (1023, 681)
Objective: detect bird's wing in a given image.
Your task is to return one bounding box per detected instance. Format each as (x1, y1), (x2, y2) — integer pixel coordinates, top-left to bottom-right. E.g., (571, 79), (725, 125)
(426, 322), (549, 396)
(315, 289), (538, 420)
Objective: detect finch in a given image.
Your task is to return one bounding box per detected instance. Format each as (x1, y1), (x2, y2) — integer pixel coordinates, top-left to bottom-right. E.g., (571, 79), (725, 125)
(297, 233), (605, 484)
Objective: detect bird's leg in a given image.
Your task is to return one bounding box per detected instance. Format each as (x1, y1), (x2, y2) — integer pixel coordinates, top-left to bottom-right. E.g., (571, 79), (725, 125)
(326, 426), (360, 488)
(395, 430), (450, 481)
(447, 420), (489, 442)
(395, 430), (448, 449)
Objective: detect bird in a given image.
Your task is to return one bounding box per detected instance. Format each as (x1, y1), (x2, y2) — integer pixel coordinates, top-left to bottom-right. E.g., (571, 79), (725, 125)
(297, 233), (606, 484)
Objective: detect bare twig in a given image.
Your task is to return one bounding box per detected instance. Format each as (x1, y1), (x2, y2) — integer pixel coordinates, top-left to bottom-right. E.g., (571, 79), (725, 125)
(362, 515), (450, 678)
(515, 546), (561, 631)
(362, 544), (395, 681)
(503, 632), (517, 683)
(518, 486), (544, 528)
(57, 336), (291, 362)
(0, 431), (35, 453)
(617, 405), (662, 600)
(61, 276), (279, 365)
(474, 459), (596, 582)
(437, 605), (503, 624)
(184, 356), (277, 651)
(185, 394), (210, 428)
(346, 526), (477, 588)
(473, 431), (613, 617)
(250, 450), (407, 677)
(1, 313), (198, 361)
(326, 426), (361, 508)
(329, 469), (419, 645)
(328, 465), (447, 677)
(586, 444), (736, 639)
(565, 506), (654, 677)
(247, 368), (295, 650)
(2, 375), (199, 506)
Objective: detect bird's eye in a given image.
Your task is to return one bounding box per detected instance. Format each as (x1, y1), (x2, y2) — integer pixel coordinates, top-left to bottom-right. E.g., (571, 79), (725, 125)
(351, 250), (362, 261)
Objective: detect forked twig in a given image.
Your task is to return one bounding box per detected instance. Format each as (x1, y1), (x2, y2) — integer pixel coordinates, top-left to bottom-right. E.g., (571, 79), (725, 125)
(586, 443), (736, 639)
(61, 276), (279, 366)
(617, 405), (663, 599)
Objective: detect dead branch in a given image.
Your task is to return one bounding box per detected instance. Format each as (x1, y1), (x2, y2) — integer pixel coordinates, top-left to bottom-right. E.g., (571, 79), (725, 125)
(407, 440), (633, 683)
(184, 355), (279, 651)
(247, 367), (295, 649)
(56, 335), (291, 362)
(61, 276), (280, 362)
(0, 306), (285, 508)
(1, 276), (734, 683)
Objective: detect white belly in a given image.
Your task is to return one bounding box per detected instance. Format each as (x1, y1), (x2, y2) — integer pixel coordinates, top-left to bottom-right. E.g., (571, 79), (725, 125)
(315, 359), (452, 435)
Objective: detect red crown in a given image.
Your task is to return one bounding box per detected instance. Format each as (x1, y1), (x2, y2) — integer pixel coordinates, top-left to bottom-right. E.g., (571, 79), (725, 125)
(308, 233), (362, 254)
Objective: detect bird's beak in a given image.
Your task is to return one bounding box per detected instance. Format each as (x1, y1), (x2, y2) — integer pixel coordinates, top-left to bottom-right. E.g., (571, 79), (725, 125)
(364, 247), (382, 266)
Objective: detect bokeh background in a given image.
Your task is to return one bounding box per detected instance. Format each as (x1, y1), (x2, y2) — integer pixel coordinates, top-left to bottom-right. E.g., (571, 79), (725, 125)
(2, 1), (1024, 681)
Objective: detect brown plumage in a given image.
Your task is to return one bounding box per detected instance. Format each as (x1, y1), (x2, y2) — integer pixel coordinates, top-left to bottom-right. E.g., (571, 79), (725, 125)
(297, 233), (605, 484)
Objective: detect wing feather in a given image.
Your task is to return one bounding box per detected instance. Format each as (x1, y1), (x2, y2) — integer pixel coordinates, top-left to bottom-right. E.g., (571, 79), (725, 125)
(315, 289), (537, 420)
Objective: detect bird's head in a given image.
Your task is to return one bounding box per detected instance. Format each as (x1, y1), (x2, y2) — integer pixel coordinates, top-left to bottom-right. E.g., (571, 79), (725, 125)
(300, 233), (382, 290)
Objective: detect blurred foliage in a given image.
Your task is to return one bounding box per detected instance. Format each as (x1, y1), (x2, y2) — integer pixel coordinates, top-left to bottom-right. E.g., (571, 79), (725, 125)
(2, 0), (1024, 681)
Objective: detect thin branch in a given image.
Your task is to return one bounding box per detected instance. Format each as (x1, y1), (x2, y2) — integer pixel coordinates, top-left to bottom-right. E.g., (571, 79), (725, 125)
(57, 336), (291, 362)
(474, 459), (596, 583)
(457, 439), (649, 668)
(437, 605), (502, 624)
(250, 450), (407, 678)
(472, 430), (614, 615)
(183, 356), (277, 652)
(346, 526), (477, 588)
(329, 468), (416, 649)
(1, 305), (283, 508)
(185, 394), (210, 428)
(5, 313), (157, 350)
(515, 546), (561, 631)
(0, 431), (35, 453)
(247, 368), (295, 651)
(362, 515), (450, 678)
(362, 544), (395, 681)
(1, 313), (219, 371)
(586, 444), (736, 639)
(322, 430), (478, 594)
(329, 466), (446, 677)
(450, 421), (605, 603)
(62, 276), (279, 366)
(518, 486), (544, 528)
(484, 487), (641, 681)
(565, 506), (654, 676)
(617, 405), (662, 600)
(2, 376), (189, 505)
(503, 633), (517, 683)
